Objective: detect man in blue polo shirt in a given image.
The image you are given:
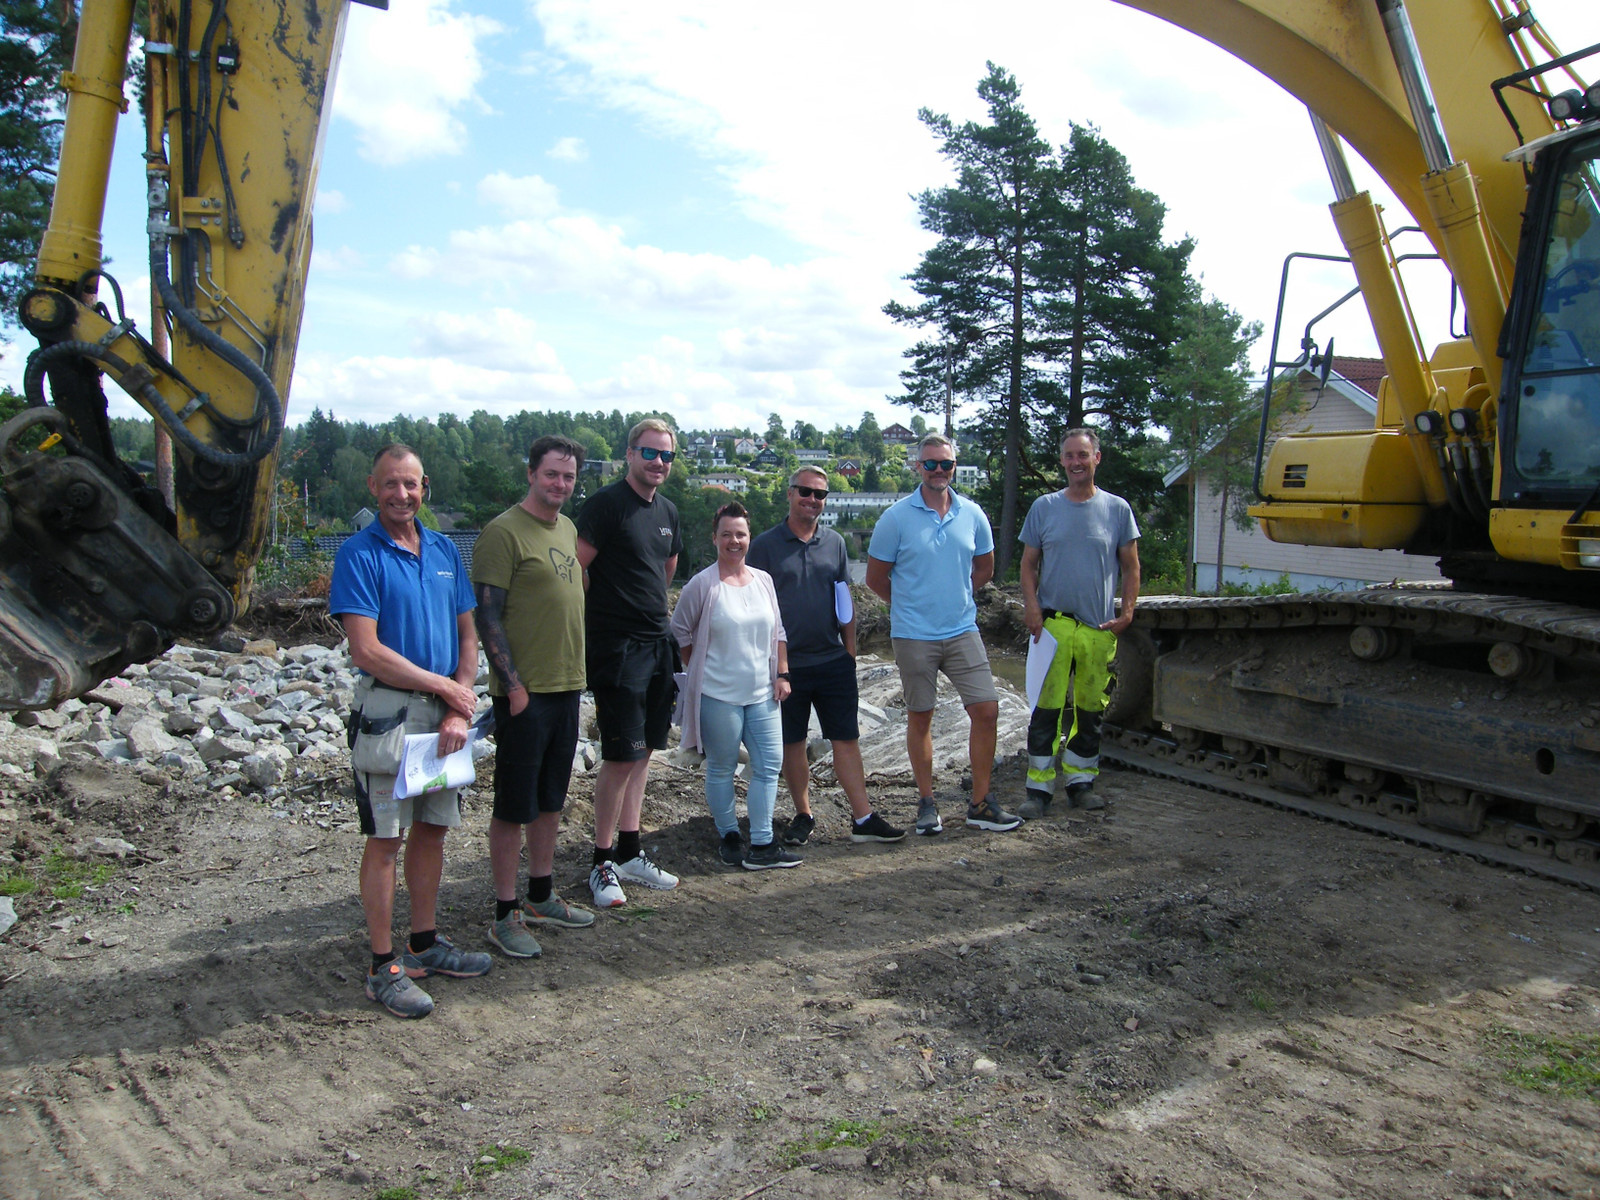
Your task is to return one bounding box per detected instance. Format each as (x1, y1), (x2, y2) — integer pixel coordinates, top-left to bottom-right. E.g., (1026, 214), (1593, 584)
(330, 444), (490, 1019)
(866, 434), (1021, 836)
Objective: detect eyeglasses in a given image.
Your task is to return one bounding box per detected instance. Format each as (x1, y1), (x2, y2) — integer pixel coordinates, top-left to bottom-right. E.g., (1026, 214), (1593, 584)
(792, 485), (829, 499)
(921, 459), (956, 472)
(632, 446), (676, 463)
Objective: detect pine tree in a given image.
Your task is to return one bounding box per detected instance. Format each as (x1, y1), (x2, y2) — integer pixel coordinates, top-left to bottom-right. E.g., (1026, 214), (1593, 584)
(0, 1), (75, 322)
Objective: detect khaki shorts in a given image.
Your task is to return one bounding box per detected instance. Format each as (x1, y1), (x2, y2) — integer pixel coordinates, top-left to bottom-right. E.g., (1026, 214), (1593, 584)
(892, 631), (999, 712)
(350, 679), (464, 840)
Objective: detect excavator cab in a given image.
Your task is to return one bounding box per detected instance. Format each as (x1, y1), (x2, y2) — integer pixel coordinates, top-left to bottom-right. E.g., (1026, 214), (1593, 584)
(1500, 129), (1600, 508)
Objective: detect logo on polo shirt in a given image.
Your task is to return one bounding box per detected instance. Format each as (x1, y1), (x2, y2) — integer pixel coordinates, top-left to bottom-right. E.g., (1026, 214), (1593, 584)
(659, 527), (671, 537)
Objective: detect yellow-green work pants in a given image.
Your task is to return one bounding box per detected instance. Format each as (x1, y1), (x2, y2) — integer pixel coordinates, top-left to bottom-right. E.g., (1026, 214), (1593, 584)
(1026, 613), (1117, 799)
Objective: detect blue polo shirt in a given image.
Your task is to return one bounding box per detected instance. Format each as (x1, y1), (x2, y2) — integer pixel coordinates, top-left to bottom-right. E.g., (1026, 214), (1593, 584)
(329, 521), (474, 677)
(867, 487), (994, 641)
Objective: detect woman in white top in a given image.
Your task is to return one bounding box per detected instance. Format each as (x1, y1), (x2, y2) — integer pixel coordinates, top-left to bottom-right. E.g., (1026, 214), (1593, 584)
(669, 503), (802, 870)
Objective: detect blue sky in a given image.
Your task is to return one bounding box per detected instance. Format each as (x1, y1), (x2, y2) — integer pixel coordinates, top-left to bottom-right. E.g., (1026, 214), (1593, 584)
(1, 0), (1593, 433)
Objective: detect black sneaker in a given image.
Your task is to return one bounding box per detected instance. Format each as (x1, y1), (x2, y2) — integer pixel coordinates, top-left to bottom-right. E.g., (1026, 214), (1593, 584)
(1067, 782), (1104, 811)
(1018, 789), (1051, 821)
(718, 830), (744, 867)
(743, 841), (803, 870)
(965, 795), (1023, 832)
(850, 812), (906, 843)
(783, 812), (815, 846)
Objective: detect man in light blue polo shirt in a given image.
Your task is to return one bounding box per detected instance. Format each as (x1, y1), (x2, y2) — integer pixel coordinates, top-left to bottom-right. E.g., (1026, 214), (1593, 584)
(330, 444), (489, 1019)
(866, 434), (1021, 836)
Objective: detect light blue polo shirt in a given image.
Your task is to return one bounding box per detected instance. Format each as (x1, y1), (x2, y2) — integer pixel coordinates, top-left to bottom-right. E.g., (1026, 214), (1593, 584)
(867, 487), (994, 641)
(329, 521), (475, 677)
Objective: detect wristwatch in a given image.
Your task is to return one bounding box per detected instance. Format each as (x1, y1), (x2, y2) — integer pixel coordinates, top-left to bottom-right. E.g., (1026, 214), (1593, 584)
(776, 671), (791, 680)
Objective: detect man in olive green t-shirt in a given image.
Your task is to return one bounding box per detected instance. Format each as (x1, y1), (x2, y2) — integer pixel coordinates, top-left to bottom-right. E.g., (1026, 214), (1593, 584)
(471, 435), (595, 960)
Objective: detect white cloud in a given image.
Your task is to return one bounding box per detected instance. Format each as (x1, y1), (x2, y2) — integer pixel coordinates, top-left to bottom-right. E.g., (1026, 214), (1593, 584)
(547, 136), (588, 162)
(476, 172), (561, 219)
(316, 189), (348, 215)
(333, 0), (502, 165)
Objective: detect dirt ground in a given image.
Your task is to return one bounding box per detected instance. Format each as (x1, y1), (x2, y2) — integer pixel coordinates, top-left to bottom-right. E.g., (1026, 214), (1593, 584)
(6, 735), (1600, 1200)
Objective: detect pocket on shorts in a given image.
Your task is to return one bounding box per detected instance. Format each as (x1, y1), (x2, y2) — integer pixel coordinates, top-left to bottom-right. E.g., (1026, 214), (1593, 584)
(350, 706), (408, 775)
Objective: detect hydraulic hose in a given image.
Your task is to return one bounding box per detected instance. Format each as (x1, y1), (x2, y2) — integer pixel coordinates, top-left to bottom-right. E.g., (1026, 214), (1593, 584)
(148, 237), (284, 468)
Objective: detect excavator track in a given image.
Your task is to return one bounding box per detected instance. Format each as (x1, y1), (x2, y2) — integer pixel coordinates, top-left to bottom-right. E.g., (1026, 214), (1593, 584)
(1101, 587), (1600, 889)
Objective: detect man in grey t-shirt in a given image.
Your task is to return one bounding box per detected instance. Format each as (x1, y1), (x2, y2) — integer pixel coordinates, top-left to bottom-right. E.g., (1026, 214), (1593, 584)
(1018, 428), (1140, 816)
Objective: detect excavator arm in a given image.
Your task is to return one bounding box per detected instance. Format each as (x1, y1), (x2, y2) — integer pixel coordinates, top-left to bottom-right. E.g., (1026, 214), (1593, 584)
(4, 0), (364, 708)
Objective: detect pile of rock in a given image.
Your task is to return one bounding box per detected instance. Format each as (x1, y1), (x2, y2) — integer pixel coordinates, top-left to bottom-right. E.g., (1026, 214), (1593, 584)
(0, 640), (602, 805)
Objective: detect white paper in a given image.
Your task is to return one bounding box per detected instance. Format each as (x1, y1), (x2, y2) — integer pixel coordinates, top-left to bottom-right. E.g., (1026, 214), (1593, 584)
(393, 712), (493, 800)
(834, 580), (854, 626)
(1024, 628), (1058, 710)
(671, 671), (690, 727)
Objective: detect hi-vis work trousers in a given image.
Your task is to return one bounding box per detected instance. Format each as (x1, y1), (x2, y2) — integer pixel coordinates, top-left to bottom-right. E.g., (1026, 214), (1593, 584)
(1025, 613), (1117, 800)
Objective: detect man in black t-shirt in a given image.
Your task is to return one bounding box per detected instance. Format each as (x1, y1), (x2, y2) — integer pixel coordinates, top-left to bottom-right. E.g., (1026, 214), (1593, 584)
(574, 418), (685, 908)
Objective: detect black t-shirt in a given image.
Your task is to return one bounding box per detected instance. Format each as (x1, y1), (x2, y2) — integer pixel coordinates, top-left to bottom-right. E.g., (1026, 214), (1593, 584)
(575, 478), (683, 638)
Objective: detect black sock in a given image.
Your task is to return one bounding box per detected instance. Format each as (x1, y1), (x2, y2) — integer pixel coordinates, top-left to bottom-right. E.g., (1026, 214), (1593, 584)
(527, 875), (553, 904)
(408, 929), (437, 954)
(593, 844), (614, 869)
(750, 840), (772, 850)
(496, 898), (518, 921)
(616, 830), (641, 863)
(371, 949), (397, 972)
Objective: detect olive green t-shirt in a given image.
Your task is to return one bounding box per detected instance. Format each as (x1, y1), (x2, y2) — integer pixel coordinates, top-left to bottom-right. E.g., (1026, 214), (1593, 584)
(470, 506), (585, 694)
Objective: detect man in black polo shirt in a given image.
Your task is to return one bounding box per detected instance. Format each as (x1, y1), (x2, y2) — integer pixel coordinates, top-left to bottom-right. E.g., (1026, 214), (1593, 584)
(748, 466), (905, 847)
(574, 418), (685, 907)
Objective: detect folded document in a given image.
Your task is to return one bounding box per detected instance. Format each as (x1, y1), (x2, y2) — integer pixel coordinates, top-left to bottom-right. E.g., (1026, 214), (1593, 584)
(393, 711), (495, 800)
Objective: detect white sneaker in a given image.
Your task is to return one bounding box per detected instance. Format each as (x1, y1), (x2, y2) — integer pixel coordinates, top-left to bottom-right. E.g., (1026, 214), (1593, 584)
(613, 850), (679, 891)
(589, 862), (626, 908)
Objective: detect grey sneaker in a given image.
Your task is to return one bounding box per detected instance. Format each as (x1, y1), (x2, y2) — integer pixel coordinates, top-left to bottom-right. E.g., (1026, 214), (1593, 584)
(1067, 781), (1104, 811)
(522, 894), (595, 929)
(1018, 789), (1051, 821)
(401, 934), (493, 979)
(915, 797), (942, 836)
(783, 812), (816, 846)
(366, 959), (434, 1019)
(614, 850), (679, 890)
(850, 812), (906, 843)
(488, 910), (543, 959)
(718, 831), (745, 867)
(743, 842), (803, 870)
(965, 795), (1023, 832)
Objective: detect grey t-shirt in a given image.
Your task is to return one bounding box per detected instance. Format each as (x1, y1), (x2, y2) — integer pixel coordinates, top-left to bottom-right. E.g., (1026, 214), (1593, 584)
(746, 521), (850, 670)
(1019, 489), (1140, 627)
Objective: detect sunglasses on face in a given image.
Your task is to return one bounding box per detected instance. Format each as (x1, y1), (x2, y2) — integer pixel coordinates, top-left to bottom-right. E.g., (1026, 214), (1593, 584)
(633, 446), (676, 463)
(792, 485), (829, 499)
(921, 459), (956, 472)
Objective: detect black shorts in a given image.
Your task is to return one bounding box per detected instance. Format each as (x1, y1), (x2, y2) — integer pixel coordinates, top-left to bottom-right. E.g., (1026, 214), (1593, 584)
(588, 634), (678, 762)
(779, 653), (860, 745)
(491, 690), (580, 824)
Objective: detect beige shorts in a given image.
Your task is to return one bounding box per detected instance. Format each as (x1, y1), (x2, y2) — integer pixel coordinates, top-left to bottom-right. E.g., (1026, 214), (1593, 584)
(350, 680), (464, 840)
(892, 631), (999, 712)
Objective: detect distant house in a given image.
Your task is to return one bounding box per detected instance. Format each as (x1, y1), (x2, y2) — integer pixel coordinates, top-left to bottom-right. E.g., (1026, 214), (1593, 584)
(882, 422), (917, 446)
(584, 459), (625, 480)
(953, 464), (986, 490)
(733, 437), (759, 457)
(1163, 355), (1444, 591)
(819, 491), (903, 528)
(751, 447), (782, 471)
(795, 448), (830, 464)
(352, 507), (375, 531)
(836, 458), (862, 478)
(690, 471), (749, 494)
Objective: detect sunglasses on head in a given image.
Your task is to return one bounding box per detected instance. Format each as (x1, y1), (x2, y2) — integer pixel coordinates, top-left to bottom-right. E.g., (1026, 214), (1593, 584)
(633, 446), (676, 463)
(793, 484), (829, 499)
(921, 459), (956, 472)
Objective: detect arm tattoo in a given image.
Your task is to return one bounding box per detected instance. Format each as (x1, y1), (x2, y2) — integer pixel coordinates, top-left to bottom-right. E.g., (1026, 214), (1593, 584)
(472, 582), (523, 694)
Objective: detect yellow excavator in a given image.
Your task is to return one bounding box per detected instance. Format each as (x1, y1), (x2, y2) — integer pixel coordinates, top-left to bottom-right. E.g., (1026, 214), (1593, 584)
(1104, 1), (1600, 879)
(5, 0), (367, 708)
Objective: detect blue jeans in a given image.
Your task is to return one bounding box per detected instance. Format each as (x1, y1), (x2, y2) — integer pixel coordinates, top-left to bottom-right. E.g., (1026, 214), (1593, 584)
(699, 694), (783, 845)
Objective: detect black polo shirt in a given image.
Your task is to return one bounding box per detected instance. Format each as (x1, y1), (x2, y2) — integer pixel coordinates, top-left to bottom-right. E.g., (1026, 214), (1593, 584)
(747, 520), (850, 670)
